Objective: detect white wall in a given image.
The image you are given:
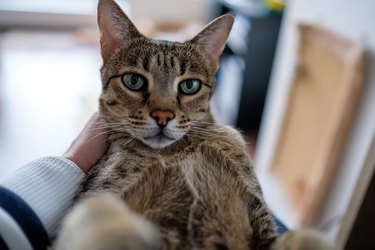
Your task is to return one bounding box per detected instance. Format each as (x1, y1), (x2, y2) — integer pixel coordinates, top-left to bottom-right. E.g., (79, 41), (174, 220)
(255, 0), (375, 238)
(129, 0), (205, 24)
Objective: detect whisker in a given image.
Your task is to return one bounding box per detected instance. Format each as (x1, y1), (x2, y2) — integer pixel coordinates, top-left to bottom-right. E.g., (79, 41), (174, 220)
(187, 133), (208, 141)
(98, 113), (130, 119)
(86, 124), (130, 133)
(75, 131), (112, 147)
(188, 128), (212, 134)
(188, 133), (211, 139)
(122, 136), (135, 147)
(189, 127), (216, 136)
(190, 120), (216, 125)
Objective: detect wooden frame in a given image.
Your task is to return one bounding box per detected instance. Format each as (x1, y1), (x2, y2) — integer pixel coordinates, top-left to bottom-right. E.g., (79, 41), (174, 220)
(270, 24), (365, 226)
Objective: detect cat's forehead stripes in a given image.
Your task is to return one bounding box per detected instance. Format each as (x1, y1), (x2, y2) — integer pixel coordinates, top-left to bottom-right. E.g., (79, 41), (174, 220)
(101, 38), (212, 91)
(136, 40), (209, 80)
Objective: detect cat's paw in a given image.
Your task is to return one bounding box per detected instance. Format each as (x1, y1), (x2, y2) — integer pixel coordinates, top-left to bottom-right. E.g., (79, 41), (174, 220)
(54, 194), (159, 250)
(270, 230), (336, 250)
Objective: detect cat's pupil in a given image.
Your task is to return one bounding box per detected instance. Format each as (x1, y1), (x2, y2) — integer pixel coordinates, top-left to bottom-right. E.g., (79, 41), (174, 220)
(130, 75), (139, 85)
(185, 80), (193, 89)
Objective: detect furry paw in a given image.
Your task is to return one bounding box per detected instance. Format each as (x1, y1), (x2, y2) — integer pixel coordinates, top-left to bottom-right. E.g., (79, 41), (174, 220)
(54, 194), (159, 250)
(271, 230), (336, 250)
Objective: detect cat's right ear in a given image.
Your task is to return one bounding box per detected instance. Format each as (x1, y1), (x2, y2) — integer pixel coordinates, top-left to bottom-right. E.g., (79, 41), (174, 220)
(98, 0), (141, 61)
(189, 14), (234, 73)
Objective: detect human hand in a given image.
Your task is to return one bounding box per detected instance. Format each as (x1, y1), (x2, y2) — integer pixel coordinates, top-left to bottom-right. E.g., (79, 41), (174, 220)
(64, 112), (108, 173)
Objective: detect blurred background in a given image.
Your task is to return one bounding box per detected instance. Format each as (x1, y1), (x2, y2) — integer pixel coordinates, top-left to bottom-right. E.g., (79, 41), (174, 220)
(0, 0), (374, 248)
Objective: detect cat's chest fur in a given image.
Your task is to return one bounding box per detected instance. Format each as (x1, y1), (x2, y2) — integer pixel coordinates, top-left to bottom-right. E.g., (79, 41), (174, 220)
(79, 124), (254, 248)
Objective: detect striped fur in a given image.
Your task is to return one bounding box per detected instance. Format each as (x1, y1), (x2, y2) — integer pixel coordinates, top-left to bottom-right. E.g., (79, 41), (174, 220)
(54, 0), (335, 249)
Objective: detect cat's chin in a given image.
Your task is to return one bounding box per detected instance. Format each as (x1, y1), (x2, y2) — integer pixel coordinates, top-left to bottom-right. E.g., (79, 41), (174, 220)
(140, 134), (176, 149)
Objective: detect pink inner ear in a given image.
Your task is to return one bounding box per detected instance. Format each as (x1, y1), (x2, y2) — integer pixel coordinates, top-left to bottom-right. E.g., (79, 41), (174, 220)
(99, 18), (125, 60)
(204, 35), (228, 72)
(97, 0), (141, 62)
(192, 15), (234, 73)
(98, 11), (127, 61)
(100, 37), (125, 62)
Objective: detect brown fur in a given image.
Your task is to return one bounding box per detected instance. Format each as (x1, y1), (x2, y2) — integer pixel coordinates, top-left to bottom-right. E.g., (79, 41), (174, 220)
(54, 0), (335, 249)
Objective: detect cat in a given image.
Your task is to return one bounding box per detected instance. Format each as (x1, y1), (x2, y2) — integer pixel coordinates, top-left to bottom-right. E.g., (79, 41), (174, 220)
(54, 0), (335, 249)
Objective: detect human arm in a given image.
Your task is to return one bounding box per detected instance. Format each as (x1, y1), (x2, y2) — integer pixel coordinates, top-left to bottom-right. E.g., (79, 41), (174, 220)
(0, 112), (108, 249)
(64, 112), (108, 173)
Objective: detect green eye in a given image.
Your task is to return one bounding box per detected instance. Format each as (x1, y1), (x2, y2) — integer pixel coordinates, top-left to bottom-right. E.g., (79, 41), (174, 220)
(179, 79), (201, 95)
(122, 73), (145, 91)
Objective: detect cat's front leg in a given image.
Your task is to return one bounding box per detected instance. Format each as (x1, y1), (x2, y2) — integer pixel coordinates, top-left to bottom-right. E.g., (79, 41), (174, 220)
(205, 127), (278, 249)
(202, 125), (278, 249)
(236, 155), (335, 250)
(245, 191), (278, 250)
(235, 160), (278, 249)
(54, 194), (159, 250)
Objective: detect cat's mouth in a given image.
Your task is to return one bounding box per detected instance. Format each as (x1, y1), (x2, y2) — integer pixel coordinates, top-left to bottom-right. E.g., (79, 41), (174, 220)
(142, 132), (176, 149)
(144, 133), (174, 141)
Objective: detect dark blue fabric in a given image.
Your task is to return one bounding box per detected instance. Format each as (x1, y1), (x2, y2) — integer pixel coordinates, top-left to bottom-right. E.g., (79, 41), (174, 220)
(272, 213), (288, 234)
(0, 235), (10, 250)
(0, 186), (50, 250)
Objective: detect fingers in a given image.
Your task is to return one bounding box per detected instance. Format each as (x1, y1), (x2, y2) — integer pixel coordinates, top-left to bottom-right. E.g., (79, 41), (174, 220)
(64, 112), (109, 173)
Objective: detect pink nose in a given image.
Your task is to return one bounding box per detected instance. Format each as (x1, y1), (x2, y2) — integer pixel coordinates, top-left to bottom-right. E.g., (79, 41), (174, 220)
(150, 110), (175, 127)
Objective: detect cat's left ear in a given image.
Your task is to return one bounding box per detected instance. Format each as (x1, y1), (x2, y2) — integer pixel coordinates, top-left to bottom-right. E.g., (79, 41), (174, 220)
(189, 14), (234, 73)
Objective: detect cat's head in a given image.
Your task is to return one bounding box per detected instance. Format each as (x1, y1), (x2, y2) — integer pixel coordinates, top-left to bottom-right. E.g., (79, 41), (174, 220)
(97, 0), (233, 149)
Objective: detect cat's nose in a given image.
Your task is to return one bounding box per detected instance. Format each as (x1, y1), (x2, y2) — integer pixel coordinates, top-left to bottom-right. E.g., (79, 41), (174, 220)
(150, 110), (176, 128)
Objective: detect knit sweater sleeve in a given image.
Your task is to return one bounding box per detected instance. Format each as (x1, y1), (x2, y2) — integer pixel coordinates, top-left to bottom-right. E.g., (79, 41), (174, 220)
(1, 156), (85, 237)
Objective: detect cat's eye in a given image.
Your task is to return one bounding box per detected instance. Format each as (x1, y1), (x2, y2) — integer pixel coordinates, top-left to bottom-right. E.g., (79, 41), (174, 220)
(179, 79), (201, 95)
(122, 73), (146, 91)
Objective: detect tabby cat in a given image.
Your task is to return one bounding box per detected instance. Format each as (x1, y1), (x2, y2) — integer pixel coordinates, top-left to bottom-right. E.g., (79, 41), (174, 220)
(55, 0), (335, 249)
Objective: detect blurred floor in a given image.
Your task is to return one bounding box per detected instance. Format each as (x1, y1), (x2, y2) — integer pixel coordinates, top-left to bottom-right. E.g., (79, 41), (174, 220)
(0, 29), (101, 180)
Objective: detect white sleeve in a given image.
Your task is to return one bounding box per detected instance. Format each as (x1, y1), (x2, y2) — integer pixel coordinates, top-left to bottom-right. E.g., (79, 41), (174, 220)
(1, 156), (85, 237)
